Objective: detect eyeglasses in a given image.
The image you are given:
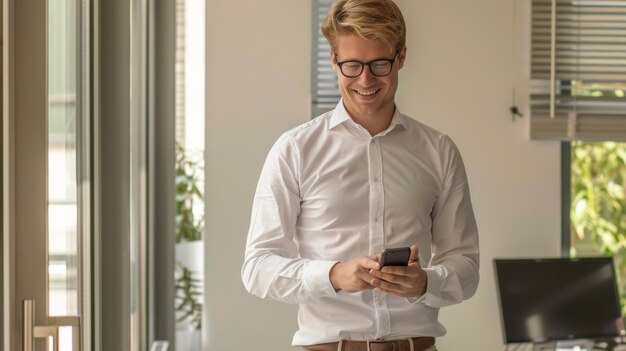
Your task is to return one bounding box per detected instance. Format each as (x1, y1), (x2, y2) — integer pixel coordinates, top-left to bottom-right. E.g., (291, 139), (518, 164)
(335, 52), (399, 78)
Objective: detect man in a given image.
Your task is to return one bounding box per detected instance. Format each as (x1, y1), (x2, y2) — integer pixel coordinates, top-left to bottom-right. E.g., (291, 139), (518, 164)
(241, 1), (479, 350)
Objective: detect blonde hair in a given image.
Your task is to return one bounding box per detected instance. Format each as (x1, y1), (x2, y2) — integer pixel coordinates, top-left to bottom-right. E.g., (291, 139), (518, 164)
(322, 0), (406, 55)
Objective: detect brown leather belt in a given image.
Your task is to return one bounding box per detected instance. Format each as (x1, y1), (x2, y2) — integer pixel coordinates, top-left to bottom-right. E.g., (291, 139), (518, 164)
(303, 337), (435, 351)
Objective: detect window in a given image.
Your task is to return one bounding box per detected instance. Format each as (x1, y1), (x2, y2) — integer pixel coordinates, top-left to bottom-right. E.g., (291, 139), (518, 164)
(174, 0), (205, 349)
(311, 0), (341, 118)
(529, 0), (626, 140)
(533, 0), (626, 311)
(568, 141), (626, 311)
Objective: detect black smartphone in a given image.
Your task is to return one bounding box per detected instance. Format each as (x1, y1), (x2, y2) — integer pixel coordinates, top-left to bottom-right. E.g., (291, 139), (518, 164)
(380, 247), (411, 268)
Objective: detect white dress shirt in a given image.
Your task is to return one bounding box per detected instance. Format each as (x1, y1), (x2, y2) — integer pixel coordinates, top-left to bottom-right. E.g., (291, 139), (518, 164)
(241, 101), (479, 346)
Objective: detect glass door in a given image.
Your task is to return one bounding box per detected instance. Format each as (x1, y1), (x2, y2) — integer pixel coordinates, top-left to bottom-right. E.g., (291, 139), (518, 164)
(3, 0), (92, 349)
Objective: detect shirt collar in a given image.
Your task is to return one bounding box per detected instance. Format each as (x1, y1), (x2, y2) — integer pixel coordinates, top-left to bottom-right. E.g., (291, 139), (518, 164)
(329, 99), (352, 130)
(329, 99), (408, 133)
(387, 107), (408, 133)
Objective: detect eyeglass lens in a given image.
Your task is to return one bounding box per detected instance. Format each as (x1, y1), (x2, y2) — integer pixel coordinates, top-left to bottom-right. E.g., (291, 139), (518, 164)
(341, 60), (393, 78)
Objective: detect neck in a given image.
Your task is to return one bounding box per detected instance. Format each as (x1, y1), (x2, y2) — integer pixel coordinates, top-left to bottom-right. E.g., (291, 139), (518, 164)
(345, 104), (396, 136)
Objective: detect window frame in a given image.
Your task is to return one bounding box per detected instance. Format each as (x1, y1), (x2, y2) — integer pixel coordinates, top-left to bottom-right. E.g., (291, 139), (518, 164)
(311, 0), (341, 118)
(561, 141), (571, 257)
(529, 0), (626, 141)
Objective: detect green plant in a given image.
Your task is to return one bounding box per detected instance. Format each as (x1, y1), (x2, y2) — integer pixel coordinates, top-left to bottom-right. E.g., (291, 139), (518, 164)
(176, 143), (204, 243)
(570, 141), (626, 313)
(175, 143), (204, 330)
(175, 263), (203, 330)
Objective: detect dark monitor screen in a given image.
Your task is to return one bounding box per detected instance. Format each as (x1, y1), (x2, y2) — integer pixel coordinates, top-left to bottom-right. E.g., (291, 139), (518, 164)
(494, 257), (624, 344)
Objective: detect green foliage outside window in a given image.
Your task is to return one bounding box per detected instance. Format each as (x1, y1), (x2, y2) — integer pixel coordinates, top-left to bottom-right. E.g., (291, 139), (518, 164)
(570, 141), (626, 313)
(175, 143), (204, 330)
(176, 143), (205, 243)
(570, 81), (626, 99)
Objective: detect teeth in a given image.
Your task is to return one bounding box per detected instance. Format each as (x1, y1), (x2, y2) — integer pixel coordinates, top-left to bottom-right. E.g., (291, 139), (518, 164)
(355, 88), (379, 96)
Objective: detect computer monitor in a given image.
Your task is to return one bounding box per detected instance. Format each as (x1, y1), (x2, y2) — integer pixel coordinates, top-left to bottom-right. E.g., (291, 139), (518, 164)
(494, 257), (624, 344)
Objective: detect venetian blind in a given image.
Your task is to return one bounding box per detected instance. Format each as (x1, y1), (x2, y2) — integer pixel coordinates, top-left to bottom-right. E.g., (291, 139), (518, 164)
(312, 0), (341, 118)
(530, 0), (626, 141)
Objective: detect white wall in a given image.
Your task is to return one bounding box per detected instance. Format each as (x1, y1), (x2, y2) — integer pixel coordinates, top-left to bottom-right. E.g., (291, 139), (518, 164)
(205, 1), (562, 350)
(204, 1), (308, 350)
(398, 1), (561, 350)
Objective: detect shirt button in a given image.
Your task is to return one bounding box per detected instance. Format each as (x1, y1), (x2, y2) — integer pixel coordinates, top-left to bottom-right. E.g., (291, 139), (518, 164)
(373, 177), (379, 182)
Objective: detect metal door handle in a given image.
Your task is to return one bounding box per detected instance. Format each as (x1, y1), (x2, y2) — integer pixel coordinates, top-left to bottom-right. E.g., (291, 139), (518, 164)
(23, 300), (81, 351)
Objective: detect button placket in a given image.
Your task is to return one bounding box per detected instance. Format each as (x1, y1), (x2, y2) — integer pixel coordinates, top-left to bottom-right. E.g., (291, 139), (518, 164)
(368, 137), (390, 337)
(368, 137), (384, 254)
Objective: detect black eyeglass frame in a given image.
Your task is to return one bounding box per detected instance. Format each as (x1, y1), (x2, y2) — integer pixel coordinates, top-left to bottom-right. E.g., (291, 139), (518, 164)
(335, 51), (400, 78)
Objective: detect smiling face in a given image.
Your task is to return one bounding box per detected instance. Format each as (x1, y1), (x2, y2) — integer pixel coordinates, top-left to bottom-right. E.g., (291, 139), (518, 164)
(332, 34), (406, 127)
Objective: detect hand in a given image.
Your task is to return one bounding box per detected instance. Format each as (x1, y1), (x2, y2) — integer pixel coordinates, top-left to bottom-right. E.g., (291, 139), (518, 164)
(329, 256), (380, 293)
(369, 245), (428, 298)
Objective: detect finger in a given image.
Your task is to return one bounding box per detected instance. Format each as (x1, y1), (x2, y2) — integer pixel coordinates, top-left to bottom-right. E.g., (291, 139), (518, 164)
(372, 269), (416, 288)
(408, 245), (418, 263)
(358, 267), (374, 279)
(377, 265), (422, 289)
(373, 279), (414, 297)
(356, 269), (377, 288)
(370, 269), (412, 286)
(371, 278), (404, 295)
(380, 265), (416, 276)
(358, 256), (380, 270)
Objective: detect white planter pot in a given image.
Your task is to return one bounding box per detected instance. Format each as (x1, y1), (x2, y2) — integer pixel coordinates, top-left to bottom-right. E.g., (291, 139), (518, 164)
(175, 329), (201, 351)
(176, 240), (204, 275)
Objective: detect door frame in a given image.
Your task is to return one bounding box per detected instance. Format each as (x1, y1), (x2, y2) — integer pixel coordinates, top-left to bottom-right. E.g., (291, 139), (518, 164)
(2, 0), (94, 349)
(3, 0), (176, 349)
(3, 0), (49, 349)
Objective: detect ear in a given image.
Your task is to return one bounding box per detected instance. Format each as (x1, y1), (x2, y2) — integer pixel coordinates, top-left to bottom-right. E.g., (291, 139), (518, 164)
(397, 46), (407, 70)
(330, 51), (340, 74)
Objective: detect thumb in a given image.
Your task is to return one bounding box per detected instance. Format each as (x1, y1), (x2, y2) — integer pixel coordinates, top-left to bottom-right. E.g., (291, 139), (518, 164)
(359, 256), (381, 270)
(408, 245), (419, 264)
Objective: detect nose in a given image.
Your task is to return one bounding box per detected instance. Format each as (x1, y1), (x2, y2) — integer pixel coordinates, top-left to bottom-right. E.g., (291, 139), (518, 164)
(358, 65), (376, 85)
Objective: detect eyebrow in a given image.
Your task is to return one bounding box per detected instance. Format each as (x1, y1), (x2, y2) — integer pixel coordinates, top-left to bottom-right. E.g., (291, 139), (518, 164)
(335, 51), (398, 63)
(336, 55), (395, 63)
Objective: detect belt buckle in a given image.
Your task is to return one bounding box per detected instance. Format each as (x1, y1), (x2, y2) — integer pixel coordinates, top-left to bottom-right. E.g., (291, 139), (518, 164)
(366, 340), (399, 351)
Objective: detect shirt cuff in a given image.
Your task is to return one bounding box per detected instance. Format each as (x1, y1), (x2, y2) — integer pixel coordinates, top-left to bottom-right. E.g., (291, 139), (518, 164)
(405, 267), (441, 305)
(302, 260), (339, 300)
